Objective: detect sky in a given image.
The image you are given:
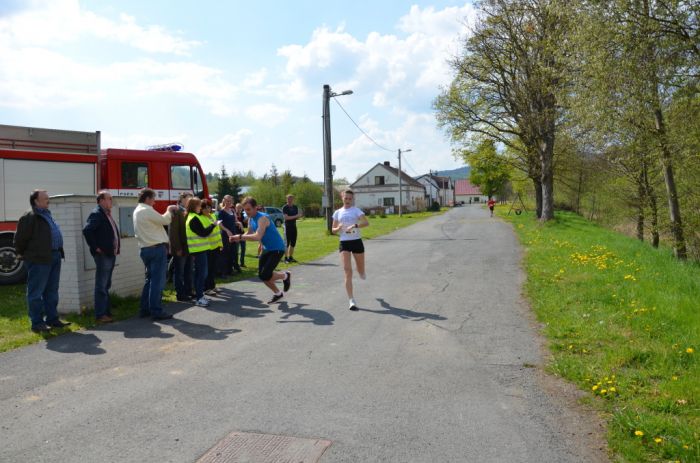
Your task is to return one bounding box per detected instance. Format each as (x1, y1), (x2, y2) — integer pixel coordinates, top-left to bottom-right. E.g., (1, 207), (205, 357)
(0, 0), (477, 183)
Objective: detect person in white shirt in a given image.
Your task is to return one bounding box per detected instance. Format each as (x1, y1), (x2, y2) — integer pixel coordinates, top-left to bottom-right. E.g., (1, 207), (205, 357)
(133, 188), (178, 320)
(331, 189), (369, 311)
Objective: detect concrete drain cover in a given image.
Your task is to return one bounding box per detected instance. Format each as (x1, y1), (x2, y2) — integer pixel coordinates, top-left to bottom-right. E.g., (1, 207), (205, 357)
(196, 431), (332, 463)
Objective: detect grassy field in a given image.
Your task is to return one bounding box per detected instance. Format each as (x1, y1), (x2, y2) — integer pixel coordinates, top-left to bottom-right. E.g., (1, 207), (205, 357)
(501, 209), (699, 462)
(0, 211), (443, 353)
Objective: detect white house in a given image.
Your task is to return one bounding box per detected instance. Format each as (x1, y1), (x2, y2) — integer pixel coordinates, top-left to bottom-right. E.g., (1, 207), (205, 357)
(414, 173), (455, 206)
(350, 161), (426, 213)
(455, 179), (489, 204)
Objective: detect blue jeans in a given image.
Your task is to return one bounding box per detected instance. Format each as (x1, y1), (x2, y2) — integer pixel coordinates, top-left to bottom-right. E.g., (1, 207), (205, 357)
(191, 251), (208, 299)
(173, 254), (193, 299)
(93, 254), (116, 318)
(139, 244), (167, 316)
(26, 250), (62, 328)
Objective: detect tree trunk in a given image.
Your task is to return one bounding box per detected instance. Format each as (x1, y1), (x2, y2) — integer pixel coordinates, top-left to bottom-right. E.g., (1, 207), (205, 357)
(636, 170), (645, 241)
(539, 133), (555, 222)
(641, 155), (660, 248)
(654, 107), (686, 258)
(533, 177), (543, 219)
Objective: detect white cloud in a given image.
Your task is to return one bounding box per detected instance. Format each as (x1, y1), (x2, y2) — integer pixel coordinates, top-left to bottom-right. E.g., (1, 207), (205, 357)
(0, 0), (201, 55)
(197, 130), (254, 172)
(245, 104), (290, 127)
(275, 4), (476, 110)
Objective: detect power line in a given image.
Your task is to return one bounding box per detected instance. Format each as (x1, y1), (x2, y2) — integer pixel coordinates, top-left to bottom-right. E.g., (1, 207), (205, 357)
(401, 151), (419, 176)
(333, 98), (394, 152)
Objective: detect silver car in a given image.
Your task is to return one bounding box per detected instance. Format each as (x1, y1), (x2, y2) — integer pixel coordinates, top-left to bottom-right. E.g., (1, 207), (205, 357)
(264, 207), (285, 227)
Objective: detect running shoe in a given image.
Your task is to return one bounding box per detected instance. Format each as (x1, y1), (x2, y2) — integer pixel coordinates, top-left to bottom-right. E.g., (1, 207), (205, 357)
(359, 272), (366, 280)
(288, 257), (298, 263)
(268, 293), (284, 304)
(349, 298), (358, 311)
(196, 297), (210, 307)
(205, 289), (216, 296)
(283, 271), (291, 292)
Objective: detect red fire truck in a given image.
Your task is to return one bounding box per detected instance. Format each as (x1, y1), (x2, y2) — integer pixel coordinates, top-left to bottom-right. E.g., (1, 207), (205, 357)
(0, 124), (209, 284)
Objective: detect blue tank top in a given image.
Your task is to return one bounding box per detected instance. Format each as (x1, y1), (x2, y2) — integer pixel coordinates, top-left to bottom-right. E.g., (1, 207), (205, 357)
(249, 212), (285, 252)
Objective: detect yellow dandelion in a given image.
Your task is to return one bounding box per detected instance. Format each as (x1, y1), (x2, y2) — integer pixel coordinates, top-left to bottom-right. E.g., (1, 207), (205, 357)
(683, 445), (689, 449)
(609, 387), (616, 392)
(672, 376), (678, 381)
(654, 437), (662, 444)
(591, 385), (599, 391)
(686, 347), (694, 354)
(600, 389), (607, 394)
(634, 430), (644, 437)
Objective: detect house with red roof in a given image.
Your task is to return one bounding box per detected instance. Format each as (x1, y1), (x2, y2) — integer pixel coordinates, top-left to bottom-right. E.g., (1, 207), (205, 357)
(455, 179), (489, 204)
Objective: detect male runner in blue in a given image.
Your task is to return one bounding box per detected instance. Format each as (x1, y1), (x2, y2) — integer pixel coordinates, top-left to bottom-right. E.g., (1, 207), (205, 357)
(230, 196), (291, 303)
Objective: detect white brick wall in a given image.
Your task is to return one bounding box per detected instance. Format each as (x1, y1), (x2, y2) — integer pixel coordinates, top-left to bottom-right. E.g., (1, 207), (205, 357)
(51, 195), (143, 314)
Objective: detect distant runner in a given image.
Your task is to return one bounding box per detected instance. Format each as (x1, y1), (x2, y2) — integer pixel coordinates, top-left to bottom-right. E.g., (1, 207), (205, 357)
(487, 197), (496, 217)
(282, 194), (303, 263)
(332, 189), (369, 311)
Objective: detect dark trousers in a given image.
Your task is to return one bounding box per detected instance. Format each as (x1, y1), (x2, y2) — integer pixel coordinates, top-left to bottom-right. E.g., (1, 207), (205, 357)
(26, 250), (62, 328)
(93, 254), (116, 318)
(219, 235), (241, 275)
(239, 241), (246, 266)
(173, 254), (193, 299)
(192, 251), (208, 299)
(206, 249), (218, 290)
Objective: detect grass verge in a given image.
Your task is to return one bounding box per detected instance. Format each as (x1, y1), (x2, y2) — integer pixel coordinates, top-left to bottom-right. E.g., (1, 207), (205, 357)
(501, 209), (699, 462)
(0, 211), (443, 353)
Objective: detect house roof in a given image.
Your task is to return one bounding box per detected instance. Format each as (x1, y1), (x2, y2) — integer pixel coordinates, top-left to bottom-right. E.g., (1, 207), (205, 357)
(351, 162), (424, 189)
(455, 179), (481, 195)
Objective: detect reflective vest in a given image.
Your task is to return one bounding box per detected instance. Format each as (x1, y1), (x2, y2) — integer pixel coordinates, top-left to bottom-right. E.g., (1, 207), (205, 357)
(186, 213), (211, 254)
(208, 215), (222, 250)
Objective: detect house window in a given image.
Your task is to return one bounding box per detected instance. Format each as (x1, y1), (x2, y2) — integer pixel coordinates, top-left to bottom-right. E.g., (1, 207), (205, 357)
(374, 176), (385, 185)
(383, 197), (394, 206)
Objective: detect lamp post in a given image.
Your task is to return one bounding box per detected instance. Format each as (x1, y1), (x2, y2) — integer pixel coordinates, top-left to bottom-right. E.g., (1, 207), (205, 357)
(397, 148), (412, 217)
(322, 84), (353, 232)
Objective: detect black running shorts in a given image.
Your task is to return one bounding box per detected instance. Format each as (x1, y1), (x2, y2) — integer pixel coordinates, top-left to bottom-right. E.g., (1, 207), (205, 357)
(285, 223), (297, 247)
(258, 250), (284, 281)
(339, 239), (364, 254)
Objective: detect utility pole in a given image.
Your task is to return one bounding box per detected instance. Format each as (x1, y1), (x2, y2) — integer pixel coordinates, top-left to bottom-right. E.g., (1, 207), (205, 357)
(397, 148), (411, 217)
(321, 84), (353, 233)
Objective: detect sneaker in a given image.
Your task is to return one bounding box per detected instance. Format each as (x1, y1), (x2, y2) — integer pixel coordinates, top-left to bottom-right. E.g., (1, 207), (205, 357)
(283, 271), (291, 292)
(267, 293), (284, 304)
(349, 298), (358, 311)
(359, 272), (366, 280)
(96, 315), (114, 324)
(196, 297), (210, 307)
(288, 257), (298, 263)
(284, 257), (290, 263)
(205, 289), (216, 296)
(152, 313), (174, 321)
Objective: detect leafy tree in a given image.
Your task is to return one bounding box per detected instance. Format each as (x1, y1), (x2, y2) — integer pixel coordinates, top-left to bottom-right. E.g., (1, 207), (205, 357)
(217, 165), (233, 199)
(435, 0), (573, 221)
(462, 139), (511, 198)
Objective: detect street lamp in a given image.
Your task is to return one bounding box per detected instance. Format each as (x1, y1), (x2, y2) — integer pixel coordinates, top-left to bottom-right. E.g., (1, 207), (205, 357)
(397, 148), (412, 217)
(322, 84), (353, 232)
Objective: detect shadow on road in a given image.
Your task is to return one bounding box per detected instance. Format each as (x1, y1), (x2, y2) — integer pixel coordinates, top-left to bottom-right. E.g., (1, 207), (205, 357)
(206, 288), (275, 319)
(46, 332), (106, 355)
(91, 320), (175, 340)
(298, 262), (336, 267)
(164, 318), (241, 340)
(277, 301), (335, 326)
(357, 298), (447, 322)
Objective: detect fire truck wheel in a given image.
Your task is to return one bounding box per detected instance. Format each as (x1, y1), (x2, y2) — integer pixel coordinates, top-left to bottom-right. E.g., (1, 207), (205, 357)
(0, 235), (27, 285)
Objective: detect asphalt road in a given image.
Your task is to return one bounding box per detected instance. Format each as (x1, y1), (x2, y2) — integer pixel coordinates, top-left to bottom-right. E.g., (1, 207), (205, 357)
(0, 205), (605, 462)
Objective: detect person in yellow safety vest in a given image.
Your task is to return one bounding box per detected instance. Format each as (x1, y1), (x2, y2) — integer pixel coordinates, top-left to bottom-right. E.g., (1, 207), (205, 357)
(202, 200), (223, 296)
(185, 198), (220, 307)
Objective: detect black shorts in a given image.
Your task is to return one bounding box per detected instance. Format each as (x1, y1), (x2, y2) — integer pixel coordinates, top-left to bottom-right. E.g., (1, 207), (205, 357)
(285, 223), (297, 247)
(339, 239), (364, 254)
(489, 206), (494, 211)
(258, 250), (284, 281)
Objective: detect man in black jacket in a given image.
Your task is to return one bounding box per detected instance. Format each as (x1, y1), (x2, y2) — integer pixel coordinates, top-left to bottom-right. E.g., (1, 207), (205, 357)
(14, 190), (71, 333)
(82, 191), (121, 323)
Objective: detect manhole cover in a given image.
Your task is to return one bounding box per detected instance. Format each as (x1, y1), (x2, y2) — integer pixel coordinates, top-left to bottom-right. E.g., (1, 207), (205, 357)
(196, 431), (332, 463)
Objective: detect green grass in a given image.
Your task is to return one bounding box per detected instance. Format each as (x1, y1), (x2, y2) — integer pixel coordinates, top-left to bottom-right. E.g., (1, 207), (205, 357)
(0, 211), (444, 353)
(501, 209), (699, 462)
